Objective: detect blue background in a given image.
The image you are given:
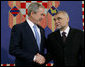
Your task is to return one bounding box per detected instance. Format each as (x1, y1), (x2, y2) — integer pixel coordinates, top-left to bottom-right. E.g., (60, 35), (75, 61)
(1, 1), (83, 64)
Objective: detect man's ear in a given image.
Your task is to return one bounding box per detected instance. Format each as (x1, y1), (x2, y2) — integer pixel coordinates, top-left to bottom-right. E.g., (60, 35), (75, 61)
(31, 11), (33, 16)
(67, 17), (69, 22)
(31, 11), (34, 16)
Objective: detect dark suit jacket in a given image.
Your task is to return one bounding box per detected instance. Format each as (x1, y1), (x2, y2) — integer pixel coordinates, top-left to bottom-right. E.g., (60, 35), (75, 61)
(46, 28), (84, 66)
(9, 21), (46, 66)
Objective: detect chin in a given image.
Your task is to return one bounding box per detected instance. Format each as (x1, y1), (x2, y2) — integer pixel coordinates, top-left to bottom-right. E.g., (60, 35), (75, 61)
(56, 26), (61, 29)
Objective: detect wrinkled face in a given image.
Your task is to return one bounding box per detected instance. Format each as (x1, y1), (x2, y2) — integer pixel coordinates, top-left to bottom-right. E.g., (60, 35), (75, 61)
(54, 13), (69, 30)
(31, 7), (45, 24)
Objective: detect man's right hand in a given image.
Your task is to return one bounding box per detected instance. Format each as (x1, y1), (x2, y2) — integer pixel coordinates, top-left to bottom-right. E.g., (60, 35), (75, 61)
(33, 53), (45, 65)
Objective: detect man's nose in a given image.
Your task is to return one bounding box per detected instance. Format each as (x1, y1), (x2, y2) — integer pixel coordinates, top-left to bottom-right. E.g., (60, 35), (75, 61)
(55, 19), (59, 23)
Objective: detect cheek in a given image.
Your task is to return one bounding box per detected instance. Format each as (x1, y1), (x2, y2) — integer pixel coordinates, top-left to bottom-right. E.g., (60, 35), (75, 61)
(62, 19), (66, 24)
(36, 15), (40, 19)
(62, 22), (67, 27)
(33, 14), (37, 19)
(35, 15), (40, 19)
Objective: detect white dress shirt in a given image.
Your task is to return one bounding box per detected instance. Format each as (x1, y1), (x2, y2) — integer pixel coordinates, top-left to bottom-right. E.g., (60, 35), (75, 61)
(60, 26), (70, 37)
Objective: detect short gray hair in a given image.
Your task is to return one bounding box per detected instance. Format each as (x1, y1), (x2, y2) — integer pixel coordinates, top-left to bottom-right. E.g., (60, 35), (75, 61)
(56, 11), (69, 18)
(28, 3), (45, 16)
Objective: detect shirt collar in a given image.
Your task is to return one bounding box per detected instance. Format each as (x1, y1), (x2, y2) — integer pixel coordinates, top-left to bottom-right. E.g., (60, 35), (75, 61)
(60, 26), (70, 37)
(26, 18), (34, 28)
(26, 18), (39, 30)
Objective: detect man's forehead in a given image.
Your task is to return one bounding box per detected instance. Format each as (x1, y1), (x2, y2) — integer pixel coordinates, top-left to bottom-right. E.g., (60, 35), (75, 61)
(37, 7), (44, 11)
(57, 13), (65, 15)
(54, 13), (66, 18)
(37, 8), (45, 14)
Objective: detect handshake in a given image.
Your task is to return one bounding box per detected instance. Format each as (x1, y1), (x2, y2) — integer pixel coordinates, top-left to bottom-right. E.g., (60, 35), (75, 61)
(33, 53), (46, 65)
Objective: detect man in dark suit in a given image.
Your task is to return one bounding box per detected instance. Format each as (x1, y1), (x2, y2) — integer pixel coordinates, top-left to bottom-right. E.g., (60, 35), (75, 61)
(46, 11), (84, 66)
(9, 3), (46, 66)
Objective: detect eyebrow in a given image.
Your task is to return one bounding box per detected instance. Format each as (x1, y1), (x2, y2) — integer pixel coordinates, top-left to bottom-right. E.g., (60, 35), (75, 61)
(54, 17), (62, 20)
(57, 17), (62, 19)
(41, 13), (45, 16)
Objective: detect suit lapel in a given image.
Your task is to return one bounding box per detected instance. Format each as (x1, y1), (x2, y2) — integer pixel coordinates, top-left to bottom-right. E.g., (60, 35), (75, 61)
(24, 21), (39, 51)
(65, 28), (74, 45)
(55, 30), (63, 47)
(25, 21), (35, 40)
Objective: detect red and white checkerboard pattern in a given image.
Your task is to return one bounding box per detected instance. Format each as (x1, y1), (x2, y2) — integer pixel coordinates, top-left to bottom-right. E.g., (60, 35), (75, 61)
(82, 1), (84, 31)
(20, 1), (48, 18)
(1, 64), (15, 66)
(1, 64), (54, 66)
(1, 1), (84, 66)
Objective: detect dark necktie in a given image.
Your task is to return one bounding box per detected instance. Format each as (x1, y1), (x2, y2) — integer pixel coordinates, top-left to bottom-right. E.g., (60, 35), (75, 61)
(62, 32), (66, 43)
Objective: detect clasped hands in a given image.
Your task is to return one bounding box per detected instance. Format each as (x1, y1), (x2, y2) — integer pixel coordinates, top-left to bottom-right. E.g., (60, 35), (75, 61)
(33, 53), (45, 65)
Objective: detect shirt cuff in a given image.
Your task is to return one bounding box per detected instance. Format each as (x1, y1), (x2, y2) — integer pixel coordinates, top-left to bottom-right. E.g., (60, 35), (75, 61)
(33, 55), (36, 61)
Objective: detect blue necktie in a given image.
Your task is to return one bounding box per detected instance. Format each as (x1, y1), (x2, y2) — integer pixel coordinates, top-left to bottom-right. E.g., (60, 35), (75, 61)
(33, 25), (40, 50)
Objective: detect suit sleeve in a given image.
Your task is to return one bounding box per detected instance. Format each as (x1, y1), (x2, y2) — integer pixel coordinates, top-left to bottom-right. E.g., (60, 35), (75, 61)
(44, 35), (54, 64)
(9, 25), (34, 61)
(39, 28), (53, 64)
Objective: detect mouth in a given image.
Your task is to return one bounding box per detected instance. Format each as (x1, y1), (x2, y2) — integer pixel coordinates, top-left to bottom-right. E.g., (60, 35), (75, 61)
(39, 18), (42, 21)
